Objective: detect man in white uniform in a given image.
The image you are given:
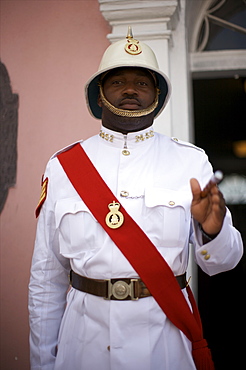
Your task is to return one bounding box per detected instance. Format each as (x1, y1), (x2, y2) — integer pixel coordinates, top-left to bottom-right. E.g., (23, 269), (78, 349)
(29, 28), (243, 370)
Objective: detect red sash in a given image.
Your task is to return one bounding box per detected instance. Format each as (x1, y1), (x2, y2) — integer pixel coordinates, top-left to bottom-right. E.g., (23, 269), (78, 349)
(57, 143), (214, 370)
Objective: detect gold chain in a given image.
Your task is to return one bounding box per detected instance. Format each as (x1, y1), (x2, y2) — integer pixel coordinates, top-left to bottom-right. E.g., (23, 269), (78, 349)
(98, 84), (160, 118)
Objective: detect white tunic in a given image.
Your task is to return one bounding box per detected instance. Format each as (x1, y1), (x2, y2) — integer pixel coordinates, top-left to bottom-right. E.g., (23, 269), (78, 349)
(29, 126), (243, 370)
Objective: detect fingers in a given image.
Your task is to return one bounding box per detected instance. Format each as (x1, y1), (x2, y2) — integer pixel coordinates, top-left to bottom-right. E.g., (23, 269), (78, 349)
(210, 186), (226, 215)
(200, 171), (224, 198)
(190, 177), (222, 202)
(191, 177), (221, 201)
(200, 179), (219, 198)
(190, 178), (201, 201)
(202, 186), (226, 235)
(190, 177), (226, 235)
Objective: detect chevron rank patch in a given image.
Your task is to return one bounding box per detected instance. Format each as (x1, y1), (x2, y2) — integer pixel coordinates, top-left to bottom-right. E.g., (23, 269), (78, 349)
(35, 176), (48, 218)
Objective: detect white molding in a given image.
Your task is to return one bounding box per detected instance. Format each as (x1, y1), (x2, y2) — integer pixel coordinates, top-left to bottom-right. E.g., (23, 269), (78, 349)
(99, 0), (180, 25)
(98, 0), (182, 53)
(106, 19), (172, 43)
(190, 50), (246, 75)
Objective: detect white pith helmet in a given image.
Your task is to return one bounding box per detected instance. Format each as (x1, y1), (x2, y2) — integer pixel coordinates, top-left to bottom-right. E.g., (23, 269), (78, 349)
(85, 27), (171, 120)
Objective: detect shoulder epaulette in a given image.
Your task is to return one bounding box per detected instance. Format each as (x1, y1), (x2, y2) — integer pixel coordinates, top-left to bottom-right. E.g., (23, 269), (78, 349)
(35, 176), (48, 218)
(50, 140), (84, 160)
(35, 140), (84, 218)
(171, 137), (204, 152)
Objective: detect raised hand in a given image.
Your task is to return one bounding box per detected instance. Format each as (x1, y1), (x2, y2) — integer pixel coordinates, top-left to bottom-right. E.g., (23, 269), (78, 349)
(190, 177), (226, 237)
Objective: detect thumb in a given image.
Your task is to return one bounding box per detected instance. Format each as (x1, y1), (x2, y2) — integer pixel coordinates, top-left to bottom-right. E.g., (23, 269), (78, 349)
(190, 178), (201, 201)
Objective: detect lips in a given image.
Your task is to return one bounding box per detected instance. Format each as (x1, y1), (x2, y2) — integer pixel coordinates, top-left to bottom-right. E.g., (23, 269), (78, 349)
(119, 98), (141, 109)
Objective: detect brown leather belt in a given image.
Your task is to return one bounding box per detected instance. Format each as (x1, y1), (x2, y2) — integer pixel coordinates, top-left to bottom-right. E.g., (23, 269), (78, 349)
(70, 270), (187, 301)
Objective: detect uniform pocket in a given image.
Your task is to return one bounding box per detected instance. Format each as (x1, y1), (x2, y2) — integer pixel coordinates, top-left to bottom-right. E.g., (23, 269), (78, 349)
(143, 188), (191, 247)
(55, 196), (100, 257)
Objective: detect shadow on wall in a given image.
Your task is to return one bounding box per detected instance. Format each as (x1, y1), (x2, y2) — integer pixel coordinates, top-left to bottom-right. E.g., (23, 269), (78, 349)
(0, 61), (19, 213)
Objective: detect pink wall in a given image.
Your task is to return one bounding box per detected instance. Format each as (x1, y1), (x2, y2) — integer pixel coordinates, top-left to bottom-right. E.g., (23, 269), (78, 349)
(0, 1), (110, 368)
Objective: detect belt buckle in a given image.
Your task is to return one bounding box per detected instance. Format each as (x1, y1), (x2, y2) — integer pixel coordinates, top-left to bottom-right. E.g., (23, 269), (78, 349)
(105, 279), (139, 300)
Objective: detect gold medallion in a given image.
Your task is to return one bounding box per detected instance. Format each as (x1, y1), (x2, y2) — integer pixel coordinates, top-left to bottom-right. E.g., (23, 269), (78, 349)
(124, 26), (142, 55)
(105, 201), (124, 229)
(124, 38), (142, 55)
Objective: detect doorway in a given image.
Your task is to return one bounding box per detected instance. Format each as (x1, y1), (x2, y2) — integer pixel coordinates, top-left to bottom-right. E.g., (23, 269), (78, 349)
(193, 76), (246, 369)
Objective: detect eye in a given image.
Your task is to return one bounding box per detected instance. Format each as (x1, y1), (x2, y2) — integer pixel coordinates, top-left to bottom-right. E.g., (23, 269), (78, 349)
(112, 80), (123, 85)
(137, 81), (148, 86)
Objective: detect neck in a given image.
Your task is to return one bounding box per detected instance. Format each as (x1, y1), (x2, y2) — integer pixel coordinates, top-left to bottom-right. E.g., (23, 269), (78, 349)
(101, 110), (154, 135)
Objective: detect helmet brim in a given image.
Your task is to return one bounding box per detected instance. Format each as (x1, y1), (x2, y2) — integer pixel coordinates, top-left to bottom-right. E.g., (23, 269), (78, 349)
(85, 64), (171, 120)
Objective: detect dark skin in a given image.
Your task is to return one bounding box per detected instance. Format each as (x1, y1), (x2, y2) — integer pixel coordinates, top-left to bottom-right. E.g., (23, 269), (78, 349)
(98, 67), (156, 134)
(98, 67), (226, 239)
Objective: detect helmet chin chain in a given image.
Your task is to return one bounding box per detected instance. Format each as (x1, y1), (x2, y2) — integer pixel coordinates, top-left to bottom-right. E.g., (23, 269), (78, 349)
(98, 83), (160, 118)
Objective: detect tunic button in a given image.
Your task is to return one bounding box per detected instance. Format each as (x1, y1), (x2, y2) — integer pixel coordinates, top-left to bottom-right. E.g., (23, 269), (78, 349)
(122, 150), (130, 156)
(201, 250), (208, 255)
(107, 346), (110, 351)
(169, 201), (175, 206)
(204, 254), (211, 260)
(120, 191), (129, 197)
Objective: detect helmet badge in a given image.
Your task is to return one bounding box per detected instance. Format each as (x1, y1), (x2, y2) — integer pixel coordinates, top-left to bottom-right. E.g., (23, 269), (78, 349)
(124, 26), (142, 55)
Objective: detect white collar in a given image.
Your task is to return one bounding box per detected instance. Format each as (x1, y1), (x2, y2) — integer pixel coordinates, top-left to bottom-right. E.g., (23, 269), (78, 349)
(99, 125), (155, 150)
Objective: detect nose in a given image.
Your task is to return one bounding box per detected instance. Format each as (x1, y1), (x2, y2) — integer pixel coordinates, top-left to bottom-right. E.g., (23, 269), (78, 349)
(122, 81), (138, 96)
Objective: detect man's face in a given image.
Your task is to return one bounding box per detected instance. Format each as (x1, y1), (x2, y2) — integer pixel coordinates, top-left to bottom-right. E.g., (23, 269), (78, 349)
(98, 67), (157, 134)
(102, 67), (156, 110)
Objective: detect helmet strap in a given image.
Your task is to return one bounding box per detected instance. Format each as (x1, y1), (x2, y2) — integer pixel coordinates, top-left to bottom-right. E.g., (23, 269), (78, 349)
(98, 83), (160, 118)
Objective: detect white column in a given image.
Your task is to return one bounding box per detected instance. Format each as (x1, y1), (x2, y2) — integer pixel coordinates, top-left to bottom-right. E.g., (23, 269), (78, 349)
(169, 0), (194, 141)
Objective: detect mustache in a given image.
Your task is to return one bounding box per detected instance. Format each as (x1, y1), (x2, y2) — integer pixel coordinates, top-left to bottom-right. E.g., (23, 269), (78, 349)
(119, 96), (141, 106)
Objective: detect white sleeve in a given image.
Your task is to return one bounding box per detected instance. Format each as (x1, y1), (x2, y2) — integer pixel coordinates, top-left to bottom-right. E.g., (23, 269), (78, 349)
(189, 152), (243, 277)
(28, 161), (70, 370)
(191, 208), (243, 276)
